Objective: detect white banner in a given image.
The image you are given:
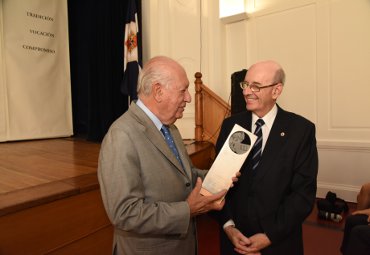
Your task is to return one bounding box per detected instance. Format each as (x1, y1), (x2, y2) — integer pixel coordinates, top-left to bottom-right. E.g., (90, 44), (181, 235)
(0, 0), (72, 141)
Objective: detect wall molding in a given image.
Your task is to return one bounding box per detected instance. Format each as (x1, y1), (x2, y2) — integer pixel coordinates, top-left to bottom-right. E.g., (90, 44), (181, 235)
(318, 140), (370, 152)
(317, 181), (360, 202)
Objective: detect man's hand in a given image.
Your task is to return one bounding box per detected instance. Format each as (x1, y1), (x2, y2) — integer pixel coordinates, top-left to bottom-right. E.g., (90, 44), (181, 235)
(186, 177), (226, 217)
(242, 233), (271, 254)
(224, 226), (261, 255)
(230, 171), (241, 188)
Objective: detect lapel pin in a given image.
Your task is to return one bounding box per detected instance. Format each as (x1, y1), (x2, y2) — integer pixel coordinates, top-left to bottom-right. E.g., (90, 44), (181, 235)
(280, 132), (285, 137)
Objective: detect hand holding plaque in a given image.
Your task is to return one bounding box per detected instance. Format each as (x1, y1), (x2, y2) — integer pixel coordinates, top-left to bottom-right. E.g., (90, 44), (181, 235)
(200, 124), (257, 199)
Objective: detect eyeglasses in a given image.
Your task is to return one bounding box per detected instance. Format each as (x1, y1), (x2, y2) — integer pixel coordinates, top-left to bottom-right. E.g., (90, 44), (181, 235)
(239, 81), (279, 92)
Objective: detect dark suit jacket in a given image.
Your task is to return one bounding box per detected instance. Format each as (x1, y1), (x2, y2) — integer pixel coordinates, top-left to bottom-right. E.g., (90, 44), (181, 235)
(216, 105), (318, 255)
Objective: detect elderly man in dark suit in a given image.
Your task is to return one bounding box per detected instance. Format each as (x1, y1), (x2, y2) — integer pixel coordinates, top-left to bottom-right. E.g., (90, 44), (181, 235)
(98, 56), (228, 255)
(215, 60), (318, 255)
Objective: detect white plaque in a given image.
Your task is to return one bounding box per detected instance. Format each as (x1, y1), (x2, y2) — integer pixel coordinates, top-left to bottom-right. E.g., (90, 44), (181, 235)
(201, 124), (257, 198)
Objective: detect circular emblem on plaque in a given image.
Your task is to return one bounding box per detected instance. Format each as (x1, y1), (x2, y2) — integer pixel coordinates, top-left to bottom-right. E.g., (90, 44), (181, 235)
(228, 131), (251, 155)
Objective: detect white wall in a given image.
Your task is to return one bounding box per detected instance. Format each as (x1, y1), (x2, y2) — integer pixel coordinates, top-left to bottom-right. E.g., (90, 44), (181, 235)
(142, 0), (201, 138)
(142, 0), (370, 202)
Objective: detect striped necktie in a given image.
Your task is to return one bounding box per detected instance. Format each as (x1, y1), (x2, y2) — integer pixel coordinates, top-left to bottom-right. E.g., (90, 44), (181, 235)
(251, 119), (265, 170)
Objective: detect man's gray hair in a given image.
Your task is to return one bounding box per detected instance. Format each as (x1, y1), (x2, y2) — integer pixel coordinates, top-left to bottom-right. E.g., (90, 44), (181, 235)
(137, 56), (175, 96)
(275, 67), (286, 85)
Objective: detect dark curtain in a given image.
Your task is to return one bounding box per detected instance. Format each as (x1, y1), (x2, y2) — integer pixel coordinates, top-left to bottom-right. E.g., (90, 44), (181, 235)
(68, 0), (142, 142)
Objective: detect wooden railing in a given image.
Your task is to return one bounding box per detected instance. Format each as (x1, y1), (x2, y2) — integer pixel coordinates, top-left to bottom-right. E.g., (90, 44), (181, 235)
(194, 72), (231, 145)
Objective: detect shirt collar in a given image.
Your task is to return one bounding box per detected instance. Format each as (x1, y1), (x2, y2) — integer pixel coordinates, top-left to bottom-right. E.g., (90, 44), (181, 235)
(136, 99), (163, 131)
(252, 104), (278, 130)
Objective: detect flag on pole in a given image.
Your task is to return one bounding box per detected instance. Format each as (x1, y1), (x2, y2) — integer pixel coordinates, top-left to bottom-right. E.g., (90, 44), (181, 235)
(121, 0), (141, 100)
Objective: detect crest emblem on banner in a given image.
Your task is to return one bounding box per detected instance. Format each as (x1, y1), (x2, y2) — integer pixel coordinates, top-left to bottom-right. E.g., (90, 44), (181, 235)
(121, 0), (141, 100)
(124, 21), (138, 61)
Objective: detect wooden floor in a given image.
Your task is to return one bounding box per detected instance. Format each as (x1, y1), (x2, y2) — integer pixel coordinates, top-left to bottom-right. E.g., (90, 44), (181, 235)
(0, 138), (355, 254)
(0, 137), (101, 217)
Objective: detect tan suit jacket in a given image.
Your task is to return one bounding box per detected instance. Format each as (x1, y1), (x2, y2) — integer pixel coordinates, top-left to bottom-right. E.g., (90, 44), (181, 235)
(98, 102), (205, 255)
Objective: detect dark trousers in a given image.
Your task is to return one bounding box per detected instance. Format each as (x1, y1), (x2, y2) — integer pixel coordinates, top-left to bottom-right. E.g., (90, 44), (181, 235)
(341, 214), (370, 255)
(219, 226), (303, 255)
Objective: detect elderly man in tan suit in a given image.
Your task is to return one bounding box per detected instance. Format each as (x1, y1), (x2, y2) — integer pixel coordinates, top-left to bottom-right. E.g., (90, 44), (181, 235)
(98, 56), (229, 255)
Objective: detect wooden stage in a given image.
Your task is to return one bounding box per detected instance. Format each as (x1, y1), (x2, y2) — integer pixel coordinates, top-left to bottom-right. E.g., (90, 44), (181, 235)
(0, 138), (101, 216)
(0, 137), (214, 254)
(1, 137), (349, 255)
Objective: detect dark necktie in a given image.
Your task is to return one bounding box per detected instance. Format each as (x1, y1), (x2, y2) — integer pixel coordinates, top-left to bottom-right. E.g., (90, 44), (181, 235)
(251, 119), (265, 170)
(161, 125), (184, 169)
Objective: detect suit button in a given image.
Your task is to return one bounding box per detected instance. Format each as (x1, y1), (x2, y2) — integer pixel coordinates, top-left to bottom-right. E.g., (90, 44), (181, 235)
(185, 182), (191, 187)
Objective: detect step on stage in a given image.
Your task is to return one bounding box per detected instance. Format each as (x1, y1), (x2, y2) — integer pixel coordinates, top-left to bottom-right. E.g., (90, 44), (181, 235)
(0, 137), (215, 255)
(0, 138), (113, 254)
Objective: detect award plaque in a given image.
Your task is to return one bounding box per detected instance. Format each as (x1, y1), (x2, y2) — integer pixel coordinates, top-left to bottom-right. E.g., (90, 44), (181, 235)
(200, 124), (257, 200)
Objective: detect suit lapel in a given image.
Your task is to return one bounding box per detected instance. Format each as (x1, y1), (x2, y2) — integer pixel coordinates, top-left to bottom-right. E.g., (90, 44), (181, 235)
(129, 103), (188, 177)
(169, 125), (193, 178)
